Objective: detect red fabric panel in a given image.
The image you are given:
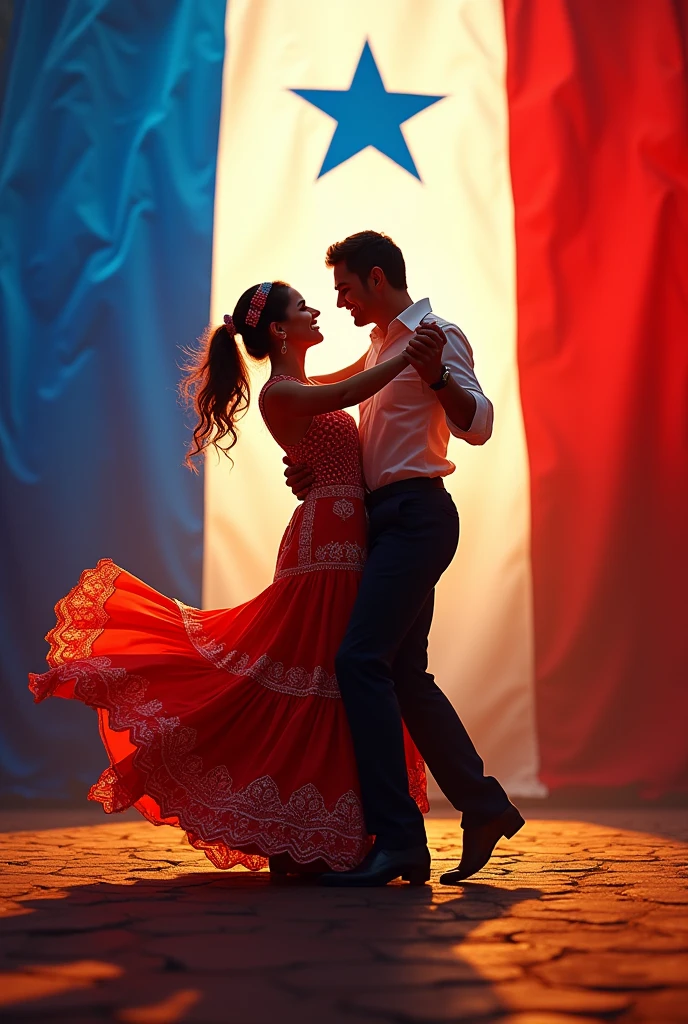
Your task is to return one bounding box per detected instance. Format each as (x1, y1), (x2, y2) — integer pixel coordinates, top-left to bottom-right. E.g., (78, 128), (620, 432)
(504, 0), (688, 795)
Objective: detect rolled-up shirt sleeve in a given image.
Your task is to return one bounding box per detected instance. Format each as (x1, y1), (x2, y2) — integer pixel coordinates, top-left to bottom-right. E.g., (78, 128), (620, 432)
(441, 323), (494, 445)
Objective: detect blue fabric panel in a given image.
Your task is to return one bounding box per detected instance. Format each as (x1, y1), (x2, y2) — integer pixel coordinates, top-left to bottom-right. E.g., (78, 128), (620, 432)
(0, 0), (226, 800)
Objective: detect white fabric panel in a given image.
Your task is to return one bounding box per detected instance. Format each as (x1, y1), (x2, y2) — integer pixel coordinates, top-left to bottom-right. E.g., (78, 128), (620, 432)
(206, 0), (545, 797)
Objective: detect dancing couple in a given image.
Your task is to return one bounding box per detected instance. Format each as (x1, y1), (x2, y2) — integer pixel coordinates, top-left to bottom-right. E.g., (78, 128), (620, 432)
(30, 230), (523, 886)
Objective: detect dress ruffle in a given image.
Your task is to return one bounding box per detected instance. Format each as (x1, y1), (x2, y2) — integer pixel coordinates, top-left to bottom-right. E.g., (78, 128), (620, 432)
(30, 559), (428, 871)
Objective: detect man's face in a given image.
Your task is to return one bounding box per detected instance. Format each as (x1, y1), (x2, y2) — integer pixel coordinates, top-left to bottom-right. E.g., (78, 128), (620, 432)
(333, 262), (376, 327)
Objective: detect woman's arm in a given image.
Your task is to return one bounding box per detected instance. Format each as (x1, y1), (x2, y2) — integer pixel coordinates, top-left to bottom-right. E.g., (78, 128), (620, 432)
(309, 352), (368, 385)
(264, 352), (409, 420)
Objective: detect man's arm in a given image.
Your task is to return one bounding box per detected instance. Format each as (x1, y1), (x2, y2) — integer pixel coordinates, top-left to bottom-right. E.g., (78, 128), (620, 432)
(309, 351), (368, 384)
(436, 379), (476, 432)
(406, 322), (493, 445)
(282, 347), (402, 500)
(283, 457), (314, 500)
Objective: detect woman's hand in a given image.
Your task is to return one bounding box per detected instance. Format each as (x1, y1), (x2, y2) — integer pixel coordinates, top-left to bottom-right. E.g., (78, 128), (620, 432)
(406, 323), (447, 384)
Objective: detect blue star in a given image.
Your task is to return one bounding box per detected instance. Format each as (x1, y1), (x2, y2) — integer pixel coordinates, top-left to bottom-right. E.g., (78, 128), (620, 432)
(290, 41), (445, 180)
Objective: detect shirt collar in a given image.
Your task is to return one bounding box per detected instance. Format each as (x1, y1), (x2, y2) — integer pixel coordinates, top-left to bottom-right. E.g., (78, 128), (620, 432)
(370, 298), (433, 348)
(397, 297), (432, 331)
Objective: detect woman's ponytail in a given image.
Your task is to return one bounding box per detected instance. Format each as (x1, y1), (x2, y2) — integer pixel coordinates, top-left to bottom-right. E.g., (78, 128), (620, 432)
(179, 323), (250, 471)
(180, 281), (290, 471)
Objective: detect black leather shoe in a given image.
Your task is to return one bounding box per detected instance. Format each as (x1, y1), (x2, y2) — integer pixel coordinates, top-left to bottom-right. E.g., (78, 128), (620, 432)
(320, 844), (431, 887)
(268, 854), (295, 875)
(439, 805), (525, 884)
(268, 853), (326, 877)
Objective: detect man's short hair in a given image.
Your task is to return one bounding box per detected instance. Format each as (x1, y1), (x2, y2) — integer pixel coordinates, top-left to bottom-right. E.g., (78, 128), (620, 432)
(325, 230), (407, 290)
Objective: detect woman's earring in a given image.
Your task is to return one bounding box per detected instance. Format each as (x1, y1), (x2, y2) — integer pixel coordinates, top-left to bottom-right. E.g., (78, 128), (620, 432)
(281, 339), (287, 355)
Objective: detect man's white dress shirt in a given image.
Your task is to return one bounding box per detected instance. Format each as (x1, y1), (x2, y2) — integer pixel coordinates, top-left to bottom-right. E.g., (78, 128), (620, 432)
(359, 298), (493, 491)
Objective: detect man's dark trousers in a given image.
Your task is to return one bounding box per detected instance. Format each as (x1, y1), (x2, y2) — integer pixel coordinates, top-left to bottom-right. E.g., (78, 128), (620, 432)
(334, 477), (510, 850)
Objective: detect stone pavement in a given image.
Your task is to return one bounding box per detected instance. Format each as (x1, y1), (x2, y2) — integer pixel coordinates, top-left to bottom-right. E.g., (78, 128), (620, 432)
(0, 806), (687, 1023)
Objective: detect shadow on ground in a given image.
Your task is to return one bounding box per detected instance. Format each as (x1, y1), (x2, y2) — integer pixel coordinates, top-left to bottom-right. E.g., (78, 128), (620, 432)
(0, 872), (548, 1023)
(1, 814), (687, 1022)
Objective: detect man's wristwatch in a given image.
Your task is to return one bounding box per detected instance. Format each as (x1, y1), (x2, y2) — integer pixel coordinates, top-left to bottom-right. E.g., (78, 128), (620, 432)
(429, 365), (451, 391)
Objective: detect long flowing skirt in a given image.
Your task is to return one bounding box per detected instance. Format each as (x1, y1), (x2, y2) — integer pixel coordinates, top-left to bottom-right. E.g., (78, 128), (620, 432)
(30, 557), (428, 870)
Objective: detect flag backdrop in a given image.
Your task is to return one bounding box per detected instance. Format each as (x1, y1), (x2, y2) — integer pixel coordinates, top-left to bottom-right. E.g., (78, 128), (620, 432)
(1, 0), (686, 803)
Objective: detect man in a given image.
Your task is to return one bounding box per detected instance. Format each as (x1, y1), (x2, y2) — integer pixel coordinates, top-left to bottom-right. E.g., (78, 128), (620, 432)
(286, 231), (523, 886)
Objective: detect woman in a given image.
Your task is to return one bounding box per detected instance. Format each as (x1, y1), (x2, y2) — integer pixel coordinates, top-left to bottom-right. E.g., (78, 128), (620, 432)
(29, 280), (428, 875)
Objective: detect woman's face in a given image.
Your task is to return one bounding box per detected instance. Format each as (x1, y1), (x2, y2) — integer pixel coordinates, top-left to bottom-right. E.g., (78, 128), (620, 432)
(277, 288), (323, 348)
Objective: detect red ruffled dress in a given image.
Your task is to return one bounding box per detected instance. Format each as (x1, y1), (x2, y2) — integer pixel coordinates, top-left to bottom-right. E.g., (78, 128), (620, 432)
(29, 376), (428, 871)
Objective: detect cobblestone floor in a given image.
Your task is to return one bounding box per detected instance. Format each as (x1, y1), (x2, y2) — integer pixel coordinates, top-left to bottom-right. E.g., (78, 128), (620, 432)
(0, 807), (687, 1023)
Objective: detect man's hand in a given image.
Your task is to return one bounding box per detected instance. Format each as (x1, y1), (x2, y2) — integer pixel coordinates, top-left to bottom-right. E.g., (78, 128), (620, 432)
(283, 457), (314, 500)
(405, 322), (447, 385)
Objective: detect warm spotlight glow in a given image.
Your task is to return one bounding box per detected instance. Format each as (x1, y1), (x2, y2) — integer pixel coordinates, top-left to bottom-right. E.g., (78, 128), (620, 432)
(205, 0), (542, 797)
(118, 989), (202, 1023)
(0, 961), (122, 1008)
